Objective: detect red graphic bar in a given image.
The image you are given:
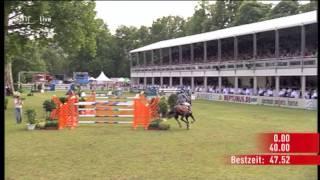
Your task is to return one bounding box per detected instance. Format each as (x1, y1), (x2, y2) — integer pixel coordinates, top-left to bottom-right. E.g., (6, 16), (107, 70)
(257, 133), (319, 153)
(229, 155), (320, 165)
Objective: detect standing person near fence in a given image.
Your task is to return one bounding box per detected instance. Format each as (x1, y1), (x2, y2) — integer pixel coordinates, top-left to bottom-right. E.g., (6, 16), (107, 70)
(13, 92), (23, 124)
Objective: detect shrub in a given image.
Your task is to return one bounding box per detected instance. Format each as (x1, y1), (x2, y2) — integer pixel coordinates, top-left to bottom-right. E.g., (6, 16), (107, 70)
(42, 100), (56, 112)
(158, 97), (168, 117)
(158, 122), (170, 130)
(168, 94), (178, 109)
(18, 88), (24, 93)
(148, 118), (170, 130)
(36, 122), (46, 129)
(5, 97), (8, 110)
(25, 109), (37, 124)
(59, 97), (67, 103)
(45, 120), (58, 128)
(78, 97), (86, 108)
(27, 92), (34, 96)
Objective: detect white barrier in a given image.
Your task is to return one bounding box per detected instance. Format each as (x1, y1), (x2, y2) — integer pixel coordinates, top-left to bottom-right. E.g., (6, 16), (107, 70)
(195, 92), (317, 110)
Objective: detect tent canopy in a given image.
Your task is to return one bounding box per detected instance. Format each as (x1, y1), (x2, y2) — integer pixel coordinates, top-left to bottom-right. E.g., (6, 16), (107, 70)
(118, 77), (125, 82)
(89, 77), (96, 81)
(95, 72), (111, 82)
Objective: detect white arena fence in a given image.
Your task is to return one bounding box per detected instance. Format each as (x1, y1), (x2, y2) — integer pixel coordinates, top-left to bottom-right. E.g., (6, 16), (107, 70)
(195, 92), (317, 110)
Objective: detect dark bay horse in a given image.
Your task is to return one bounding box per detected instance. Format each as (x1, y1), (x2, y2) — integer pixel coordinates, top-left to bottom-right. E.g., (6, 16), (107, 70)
(168, 104), (196, 130)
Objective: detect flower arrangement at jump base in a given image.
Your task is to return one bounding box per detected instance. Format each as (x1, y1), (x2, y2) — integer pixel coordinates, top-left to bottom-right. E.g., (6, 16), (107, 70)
(148, 97), (170, 130)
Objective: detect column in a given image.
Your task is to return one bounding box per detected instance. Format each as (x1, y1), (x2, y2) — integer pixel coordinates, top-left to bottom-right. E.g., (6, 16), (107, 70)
(218, 76), (222, 92)
(253, 76), (257, 95)
(275, 76), (280, 97)
(218, 39), (221, 62)
(143, 51), (147, 66)
(129, 53), (133, 68)
(234, 37), (238, 61)
(301, 76), (306, 98)
(204, 41), (207, 62)
(275, 30), (279, 58)
(190, 44), (194, 63)
(301, 25), (306, 57)
(151, 77), (155, 85)
(253, 33), (257, 59)
(180, 77), (183, 86)
(160, 77), (163, 86)
(143, 77), (147, 87)
(169, 77), (173, 87)
(159, 49), (163, 66)
(204, 76), (208, 92)
(234, 77), (238, 93)
(151, 50), (154, 65)
(179, 46), (182, 64)
(191, 77), (194, 92)
(137, 53), (140, 66)
(169, 47), (172, 65)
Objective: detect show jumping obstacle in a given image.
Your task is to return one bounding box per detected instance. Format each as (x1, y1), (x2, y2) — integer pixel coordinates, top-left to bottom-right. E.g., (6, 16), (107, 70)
(50, 92), (160, 130)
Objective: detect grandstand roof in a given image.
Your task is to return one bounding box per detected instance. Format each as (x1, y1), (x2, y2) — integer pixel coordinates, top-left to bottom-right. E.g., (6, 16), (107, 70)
(130, 11), (317, 53)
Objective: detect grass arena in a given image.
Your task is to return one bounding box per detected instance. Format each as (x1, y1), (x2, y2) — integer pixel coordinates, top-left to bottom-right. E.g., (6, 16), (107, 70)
(5, 91), (317, 180)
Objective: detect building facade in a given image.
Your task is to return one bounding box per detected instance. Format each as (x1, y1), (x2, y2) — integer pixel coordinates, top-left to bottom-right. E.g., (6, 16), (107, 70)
(129, 11), (317, 97)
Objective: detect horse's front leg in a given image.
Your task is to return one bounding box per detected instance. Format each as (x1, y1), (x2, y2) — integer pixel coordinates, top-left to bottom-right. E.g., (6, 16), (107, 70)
(175, 115), (182, 128)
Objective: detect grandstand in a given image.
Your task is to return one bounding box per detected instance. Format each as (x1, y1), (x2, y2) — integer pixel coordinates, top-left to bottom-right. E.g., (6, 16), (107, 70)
(129, 11), (317, 99)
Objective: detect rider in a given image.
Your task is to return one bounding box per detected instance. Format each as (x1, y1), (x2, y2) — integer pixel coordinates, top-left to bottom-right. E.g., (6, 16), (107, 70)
(176, 90), (191, 111)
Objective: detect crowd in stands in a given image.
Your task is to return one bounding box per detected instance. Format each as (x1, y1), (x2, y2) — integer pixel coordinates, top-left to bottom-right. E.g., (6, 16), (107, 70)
(133, 84), (317, 99)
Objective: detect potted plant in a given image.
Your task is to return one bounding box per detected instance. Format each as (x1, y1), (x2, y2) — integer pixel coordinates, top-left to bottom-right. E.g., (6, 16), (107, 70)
(25, 109), (37, 130)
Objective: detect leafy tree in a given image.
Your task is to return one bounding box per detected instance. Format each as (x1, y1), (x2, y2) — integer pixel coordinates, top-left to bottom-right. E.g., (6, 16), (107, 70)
(5, 1), (99, 92)
(266, 0), (299, 19)
(150, 16), (186, 42)
(12, 40), (47, 82)
(185, 0), (209, 35)
(225, 0), (244, 27)
(233, 1), (271, 26)
(299, 0), (317, 13)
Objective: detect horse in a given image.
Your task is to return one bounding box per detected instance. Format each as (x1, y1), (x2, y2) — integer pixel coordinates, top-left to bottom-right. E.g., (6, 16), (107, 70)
(167, 104), (196, 130)
(167, 90), (195, 130)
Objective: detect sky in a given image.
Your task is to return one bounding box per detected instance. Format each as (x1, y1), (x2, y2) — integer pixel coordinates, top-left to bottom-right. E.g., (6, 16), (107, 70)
(95, 1), (310, 34)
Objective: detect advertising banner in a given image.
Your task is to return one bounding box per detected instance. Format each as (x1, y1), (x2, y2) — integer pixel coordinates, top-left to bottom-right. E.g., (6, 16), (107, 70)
(195, 92), (317, 110)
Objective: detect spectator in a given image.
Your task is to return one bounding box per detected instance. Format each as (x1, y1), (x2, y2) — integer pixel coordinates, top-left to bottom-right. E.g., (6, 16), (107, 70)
(258, 88), (265, 96)
(311, 90), (317, 99)
(245, 88), (250, 95)
(13, 92), (23, 124)
(267, 88), (273, 97)
(279, 88), (286, 97)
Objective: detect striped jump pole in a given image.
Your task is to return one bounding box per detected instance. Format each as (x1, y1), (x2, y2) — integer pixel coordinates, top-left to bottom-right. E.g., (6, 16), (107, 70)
(55, 94), (160, 129)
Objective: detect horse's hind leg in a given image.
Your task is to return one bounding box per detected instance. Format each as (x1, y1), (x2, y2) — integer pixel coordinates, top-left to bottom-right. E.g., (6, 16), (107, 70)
(189, 113), (196, 123)
(180, 116), (189, 130)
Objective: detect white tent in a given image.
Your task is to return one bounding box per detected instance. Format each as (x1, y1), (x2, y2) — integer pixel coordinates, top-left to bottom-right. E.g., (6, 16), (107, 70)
(118, 77), (125, 82)
(89, 77), (96, 81)
(95, 72), (112, 83)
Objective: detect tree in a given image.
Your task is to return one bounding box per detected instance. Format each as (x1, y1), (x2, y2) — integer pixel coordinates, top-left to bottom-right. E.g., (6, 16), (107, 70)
(150, 16), (186, 42)
(12, 40), (47, 83)
(233, 1), (271, 26)
(225, 0), (244, 27)
(266, 0), (299, 19)
(5, 1), (99, 92)
(299, 0), (317, 13)
(184, 0), (209, 35)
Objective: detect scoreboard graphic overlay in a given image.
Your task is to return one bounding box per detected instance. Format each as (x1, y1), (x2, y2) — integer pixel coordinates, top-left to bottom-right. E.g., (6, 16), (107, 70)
(230, 133), (320, 165)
